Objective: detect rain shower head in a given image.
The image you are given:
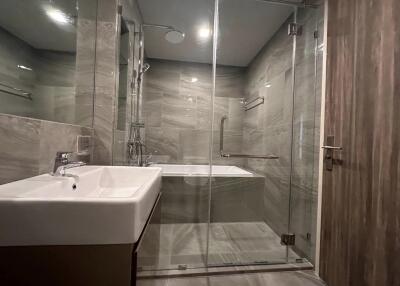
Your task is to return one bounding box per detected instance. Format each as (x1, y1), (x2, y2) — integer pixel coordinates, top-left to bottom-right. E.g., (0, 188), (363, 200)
(143, 23), (185, 44)
(165, 30), (185, 44)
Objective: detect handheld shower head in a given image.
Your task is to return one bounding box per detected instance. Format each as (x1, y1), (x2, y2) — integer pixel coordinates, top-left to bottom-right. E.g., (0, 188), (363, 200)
(141, 63), (150, 74)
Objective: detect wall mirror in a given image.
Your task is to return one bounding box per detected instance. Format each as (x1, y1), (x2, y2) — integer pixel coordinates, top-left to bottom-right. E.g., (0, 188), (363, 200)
(0, 0), (97, 127)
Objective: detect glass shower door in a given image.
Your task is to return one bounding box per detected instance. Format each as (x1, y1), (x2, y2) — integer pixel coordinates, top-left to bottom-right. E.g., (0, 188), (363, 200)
(207, 0), (298, 266)
(136, 0), (216, 271)
(288, 4), (324, 264)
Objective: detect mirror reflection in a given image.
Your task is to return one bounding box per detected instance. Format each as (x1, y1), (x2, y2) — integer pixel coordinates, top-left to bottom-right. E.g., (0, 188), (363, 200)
(0, 0), (97, 126)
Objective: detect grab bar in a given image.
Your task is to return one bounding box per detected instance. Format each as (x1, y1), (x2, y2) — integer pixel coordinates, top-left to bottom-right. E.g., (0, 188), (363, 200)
(0, 82), (32, 100)
(219, 116), (279, 160)
(244, 96), (264, 111)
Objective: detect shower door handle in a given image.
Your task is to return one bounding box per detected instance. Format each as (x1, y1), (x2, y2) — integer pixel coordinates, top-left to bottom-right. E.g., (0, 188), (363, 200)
(322, 135), (343, 171)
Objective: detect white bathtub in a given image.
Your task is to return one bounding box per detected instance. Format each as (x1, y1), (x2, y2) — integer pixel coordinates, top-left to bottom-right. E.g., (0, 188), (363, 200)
(150, 164), (254, 177)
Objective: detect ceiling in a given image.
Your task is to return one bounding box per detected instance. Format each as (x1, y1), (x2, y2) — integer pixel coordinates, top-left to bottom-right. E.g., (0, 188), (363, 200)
(137, 0), (294, 67)
(0, 0), (80, 52)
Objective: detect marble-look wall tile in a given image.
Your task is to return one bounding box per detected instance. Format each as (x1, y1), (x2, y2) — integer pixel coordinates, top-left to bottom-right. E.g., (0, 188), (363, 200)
(162, 94), (197, 129)
(144, 92), (162, 127)
(227, 98), (245, 131)
(0, 114), (93, 185)
(92, 12), (118, 164)
(38, 120), (92, 174)
(0, 114), (41, 184)
(145, 127), (180, 162)
(179, 129), (210, 163)
(75, 16), (96, 127)
(216, 66), (246, 98)
(143, 59), (244, 165)
(145, 68), (180, 95)
(113, 129), (127, 165)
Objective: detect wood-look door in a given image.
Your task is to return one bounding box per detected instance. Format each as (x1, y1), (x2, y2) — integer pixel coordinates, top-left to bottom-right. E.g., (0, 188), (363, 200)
(320, 0), (400, 286)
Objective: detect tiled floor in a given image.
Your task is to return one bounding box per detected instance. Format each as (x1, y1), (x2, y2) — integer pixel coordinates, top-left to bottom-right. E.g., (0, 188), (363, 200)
(138, 222), (300, 271)
(137, 270), (326, 286)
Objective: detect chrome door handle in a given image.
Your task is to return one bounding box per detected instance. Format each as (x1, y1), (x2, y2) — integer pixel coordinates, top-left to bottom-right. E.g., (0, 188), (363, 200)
(321, 146), (343, 151)
(323, 136), (342, 171)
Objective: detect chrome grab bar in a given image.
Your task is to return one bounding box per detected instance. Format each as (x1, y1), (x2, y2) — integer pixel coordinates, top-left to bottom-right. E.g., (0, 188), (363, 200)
(219, 116), (279, 160)
(244, 96), (264, 111)
(0, 82), (32, 100)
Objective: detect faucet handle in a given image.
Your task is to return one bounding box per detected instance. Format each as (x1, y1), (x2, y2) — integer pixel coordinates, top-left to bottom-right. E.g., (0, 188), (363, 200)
(56, 151), (73, 158)
(55, 152), (73, 164)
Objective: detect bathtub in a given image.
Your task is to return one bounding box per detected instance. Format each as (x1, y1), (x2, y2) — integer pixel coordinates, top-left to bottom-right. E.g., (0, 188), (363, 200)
(150, 164), (254, 177)
(149, 164), (264, 224)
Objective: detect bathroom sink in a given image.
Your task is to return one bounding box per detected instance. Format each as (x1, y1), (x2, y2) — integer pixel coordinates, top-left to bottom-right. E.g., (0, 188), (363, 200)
(0, 166), (162, 246)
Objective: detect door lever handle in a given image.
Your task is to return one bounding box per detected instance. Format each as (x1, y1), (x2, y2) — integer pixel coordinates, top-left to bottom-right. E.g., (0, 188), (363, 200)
(321, 146), (343, 151)
(322, 136), (342, 171)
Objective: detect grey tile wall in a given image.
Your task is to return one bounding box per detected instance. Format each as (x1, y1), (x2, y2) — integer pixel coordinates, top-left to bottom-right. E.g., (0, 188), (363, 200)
(143, 59), (246, 165)
(92, 0), (119, 165)
(75, 0), (98, 127)
(0, 113), (92, 185)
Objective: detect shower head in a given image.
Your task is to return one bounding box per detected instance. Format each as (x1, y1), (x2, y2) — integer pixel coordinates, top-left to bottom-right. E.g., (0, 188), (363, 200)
(165, 30), (185, 44)
(143, 23), (185, 44)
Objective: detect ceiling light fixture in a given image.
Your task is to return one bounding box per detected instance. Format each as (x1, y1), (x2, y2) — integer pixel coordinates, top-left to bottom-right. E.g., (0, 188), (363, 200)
(198, 27), (211, 40)
(190, 77), (198, 83)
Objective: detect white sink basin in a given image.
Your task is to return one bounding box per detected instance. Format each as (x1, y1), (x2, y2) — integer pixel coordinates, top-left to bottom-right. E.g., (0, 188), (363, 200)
(0, 166), (162, 246)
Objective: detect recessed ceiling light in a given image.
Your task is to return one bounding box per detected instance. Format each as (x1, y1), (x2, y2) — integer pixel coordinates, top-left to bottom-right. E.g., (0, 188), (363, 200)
(265, 82), (272, 88)
(198, 27), (211, 40)
(190, 77), (198, 83)
(46, 8), (72, 25)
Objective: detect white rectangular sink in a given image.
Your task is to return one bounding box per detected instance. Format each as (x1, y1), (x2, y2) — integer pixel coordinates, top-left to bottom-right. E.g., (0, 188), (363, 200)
(0, 166), (162, 246)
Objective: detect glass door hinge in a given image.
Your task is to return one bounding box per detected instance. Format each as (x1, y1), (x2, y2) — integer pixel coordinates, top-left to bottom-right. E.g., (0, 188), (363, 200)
(281, 233), (296, 246)
(288, 23), (303, 36)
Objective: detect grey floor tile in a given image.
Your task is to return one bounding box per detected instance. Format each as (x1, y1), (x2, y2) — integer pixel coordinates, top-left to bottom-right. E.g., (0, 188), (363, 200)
(138, 222), (300, 271)
(137, 278), (169, 286)
(139, 270), (325, 286)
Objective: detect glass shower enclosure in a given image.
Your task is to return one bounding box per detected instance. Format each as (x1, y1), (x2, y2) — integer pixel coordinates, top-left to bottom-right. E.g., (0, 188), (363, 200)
(120, 0), (325, 272)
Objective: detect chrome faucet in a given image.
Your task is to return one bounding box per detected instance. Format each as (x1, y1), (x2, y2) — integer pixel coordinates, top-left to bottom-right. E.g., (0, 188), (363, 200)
(52, 152), (86, 178)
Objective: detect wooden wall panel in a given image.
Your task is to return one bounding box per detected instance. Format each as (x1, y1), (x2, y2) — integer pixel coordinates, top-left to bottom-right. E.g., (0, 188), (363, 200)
(320, 0), (400, 286)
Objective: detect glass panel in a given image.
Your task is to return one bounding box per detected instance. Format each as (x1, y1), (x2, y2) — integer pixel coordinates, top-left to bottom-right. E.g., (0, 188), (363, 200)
(134, 0), (215, 271)
(0, 0), (97, 127)
(209, 0), (297, 266)
(289, 5), (324, 264)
